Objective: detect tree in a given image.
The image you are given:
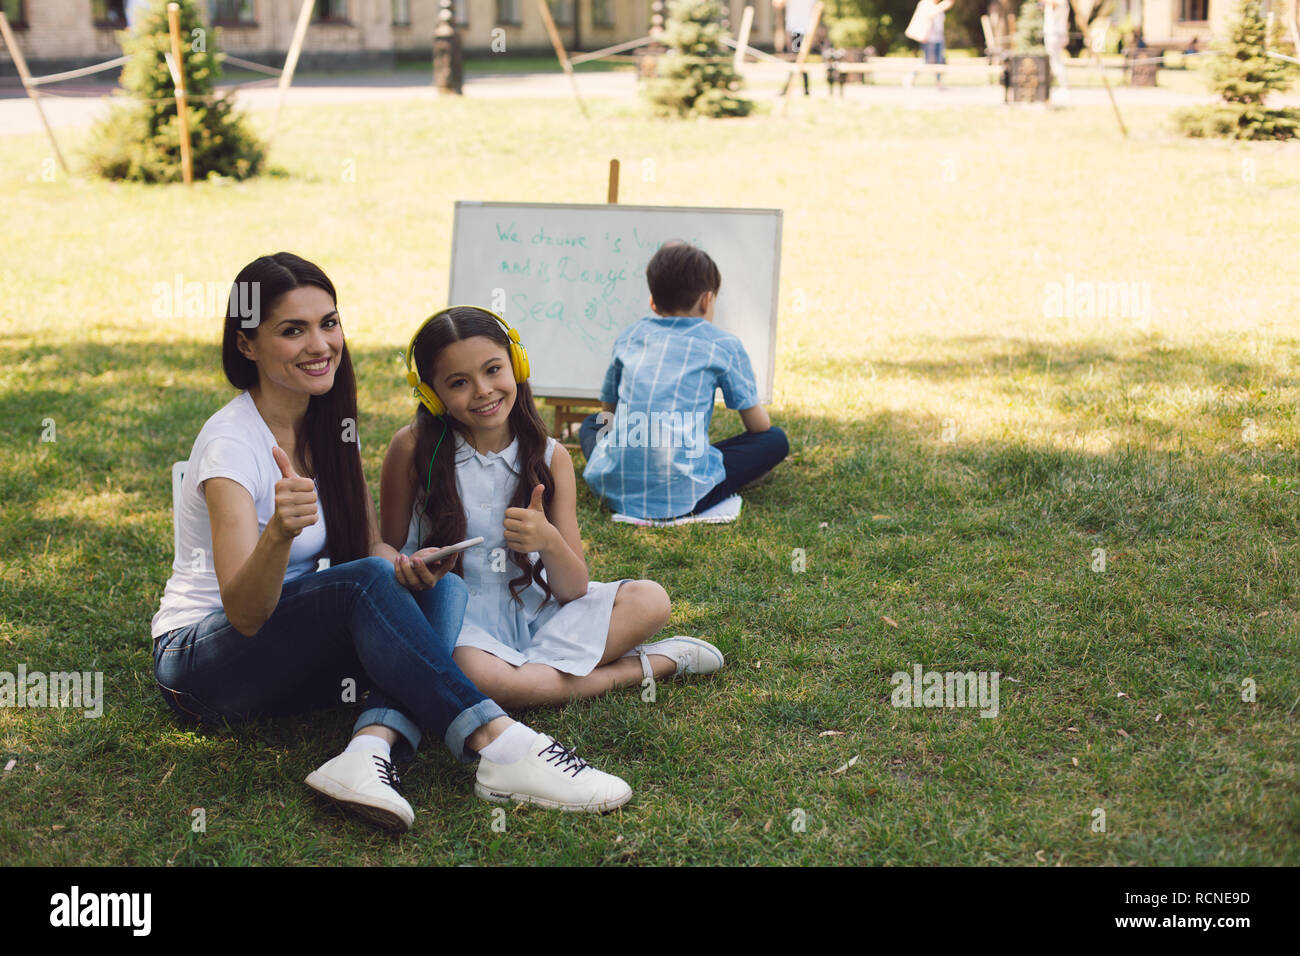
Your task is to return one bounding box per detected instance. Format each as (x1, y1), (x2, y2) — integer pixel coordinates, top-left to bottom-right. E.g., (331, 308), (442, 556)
(85, 0), (265, 182)
(1013, 0), (1046, 54)
(1177, 0), (1299, 140)
(645, 0), (754, 118)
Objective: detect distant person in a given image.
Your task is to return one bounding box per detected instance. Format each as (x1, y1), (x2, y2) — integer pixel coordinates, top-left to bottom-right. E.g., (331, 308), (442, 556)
(1184, 36), (1200, 55)
(581, 241), (789, 521)
(776, 0), (817, 96)
(1043, 0), (1071, 95)
(905, 0), (955, 88)
(125, 0), (151, 29)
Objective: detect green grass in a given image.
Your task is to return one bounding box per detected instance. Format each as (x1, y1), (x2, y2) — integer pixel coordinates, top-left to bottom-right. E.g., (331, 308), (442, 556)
(1, 89), (1298, 865)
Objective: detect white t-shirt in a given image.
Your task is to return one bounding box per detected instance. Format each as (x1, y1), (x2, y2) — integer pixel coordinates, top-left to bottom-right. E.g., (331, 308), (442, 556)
(151, 391), (328, 638)
(784, 0), (815, 36)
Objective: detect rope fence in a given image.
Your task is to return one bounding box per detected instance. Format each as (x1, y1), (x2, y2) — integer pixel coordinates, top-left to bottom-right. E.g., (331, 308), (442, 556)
(0, 0), (316, 179)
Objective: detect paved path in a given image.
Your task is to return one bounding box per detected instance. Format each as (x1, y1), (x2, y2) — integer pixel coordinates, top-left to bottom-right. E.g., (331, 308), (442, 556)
(4, 64), (1292, 137)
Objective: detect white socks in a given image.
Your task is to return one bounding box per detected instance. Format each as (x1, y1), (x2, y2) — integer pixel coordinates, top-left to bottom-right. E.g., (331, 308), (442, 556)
(477, 722), (537, 764)
(345, 724), (538, 765)
(345, 733), (392, 760)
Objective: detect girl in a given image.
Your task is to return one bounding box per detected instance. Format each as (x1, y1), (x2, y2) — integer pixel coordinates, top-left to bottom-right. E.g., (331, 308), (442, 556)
(152, 254), (634, 830)
(380, 306), (725, 710)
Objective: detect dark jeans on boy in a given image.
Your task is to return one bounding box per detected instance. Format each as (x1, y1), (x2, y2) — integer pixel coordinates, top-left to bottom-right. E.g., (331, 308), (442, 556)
(579, 413), (789, 518)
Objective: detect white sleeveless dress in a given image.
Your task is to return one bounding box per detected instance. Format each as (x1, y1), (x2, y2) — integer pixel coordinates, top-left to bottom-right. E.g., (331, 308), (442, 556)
(401, 433), (628, 676)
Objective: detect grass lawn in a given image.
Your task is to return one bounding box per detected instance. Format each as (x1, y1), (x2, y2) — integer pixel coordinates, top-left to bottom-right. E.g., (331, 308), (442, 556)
(0, 87), (1298, 866)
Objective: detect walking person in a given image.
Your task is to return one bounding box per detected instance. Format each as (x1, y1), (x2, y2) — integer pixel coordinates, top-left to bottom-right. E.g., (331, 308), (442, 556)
(1043, 0), (1071, 100)
(905, 0), (954, 88)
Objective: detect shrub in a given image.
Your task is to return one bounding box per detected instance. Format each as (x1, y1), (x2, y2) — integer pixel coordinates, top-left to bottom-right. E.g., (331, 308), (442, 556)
(644, 0), (754, 118)
(84, 0), (265, 182)
(1176, 0), (1299, 141)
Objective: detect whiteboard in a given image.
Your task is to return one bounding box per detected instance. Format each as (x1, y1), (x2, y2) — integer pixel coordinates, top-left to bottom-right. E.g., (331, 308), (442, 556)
(449, 201), (782, 403)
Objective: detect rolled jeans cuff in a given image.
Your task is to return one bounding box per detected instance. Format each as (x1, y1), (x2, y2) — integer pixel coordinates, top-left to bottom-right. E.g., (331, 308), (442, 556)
(446, 699), (509, 763)
(353, 705), (423, 763)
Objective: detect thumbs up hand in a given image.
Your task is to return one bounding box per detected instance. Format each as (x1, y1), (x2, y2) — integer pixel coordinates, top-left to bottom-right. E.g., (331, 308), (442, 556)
(270, 446), (318, 540)
(504, 483), (552, 554)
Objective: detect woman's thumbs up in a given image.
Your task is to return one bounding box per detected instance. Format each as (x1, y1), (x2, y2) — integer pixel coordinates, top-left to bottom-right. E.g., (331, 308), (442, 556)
(270, 445), (318, 539)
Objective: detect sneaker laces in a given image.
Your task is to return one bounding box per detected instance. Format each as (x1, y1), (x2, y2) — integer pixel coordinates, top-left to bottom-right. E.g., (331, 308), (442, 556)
(372, 754), (402, 790)
(538, 739), (589, 778)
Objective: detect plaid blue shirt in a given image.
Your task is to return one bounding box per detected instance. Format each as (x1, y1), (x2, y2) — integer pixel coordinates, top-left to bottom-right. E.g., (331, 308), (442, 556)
(583, 315), (760, 519)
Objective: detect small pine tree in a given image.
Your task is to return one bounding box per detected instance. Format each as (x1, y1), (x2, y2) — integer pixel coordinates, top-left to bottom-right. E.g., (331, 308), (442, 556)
(86, 0), (265, 182)
(1013, 1), (1046, 54)
(1177, 0), (1299, 140)
(645, 0), (753, 118)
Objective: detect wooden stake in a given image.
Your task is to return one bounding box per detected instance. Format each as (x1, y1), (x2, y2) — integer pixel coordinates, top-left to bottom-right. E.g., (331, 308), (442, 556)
(0, 12), (70, 176)
(1095, 53), (1128, 138)
(735, 6), (755, 72)
(536, 0), (590, 120)
(270, 0), (315, 146)
(781, 1), (822, 114)
(166, 3), (193, 185)
(607, 158), (619, 203)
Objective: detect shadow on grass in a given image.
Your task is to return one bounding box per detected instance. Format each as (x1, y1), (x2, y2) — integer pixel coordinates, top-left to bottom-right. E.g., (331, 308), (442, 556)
(1, 338), (1295, 821)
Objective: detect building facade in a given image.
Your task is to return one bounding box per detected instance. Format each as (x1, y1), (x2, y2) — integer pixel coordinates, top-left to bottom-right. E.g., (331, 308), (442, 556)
(1137, 0), (1297, 47)
(1, 0), (778, 75)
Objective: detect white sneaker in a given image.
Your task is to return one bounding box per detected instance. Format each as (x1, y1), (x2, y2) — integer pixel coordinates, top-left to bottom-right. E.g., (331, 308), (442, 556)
(305, 750), (415, 832)
(637, 635), (725, 678)
(474, 733), (632, 812)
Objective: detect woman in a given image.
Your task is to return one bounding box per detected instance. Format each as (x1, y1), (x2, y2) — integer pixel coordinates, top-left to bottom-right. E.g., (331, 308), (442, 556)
(151, 253), (633, 832)
(905, 0), (954, 88)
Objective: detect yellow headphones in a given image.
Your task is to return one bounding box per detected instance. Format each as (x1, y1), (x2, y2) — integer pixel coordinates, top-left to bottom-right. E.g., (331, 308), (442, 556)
(402, 306), (530, 417)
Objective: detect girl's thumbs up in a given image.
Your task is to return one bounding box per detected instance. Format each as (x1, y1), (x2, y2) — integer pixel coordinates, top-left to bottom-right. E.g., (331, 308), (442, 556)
(528, 483), (546, 511)
(272, 445), (297, 479)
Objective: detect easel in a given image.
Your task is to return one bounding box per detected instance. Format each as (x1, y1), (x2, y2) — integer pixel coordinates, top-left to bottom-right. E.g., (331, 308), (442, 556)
(540, 158), (623, 454)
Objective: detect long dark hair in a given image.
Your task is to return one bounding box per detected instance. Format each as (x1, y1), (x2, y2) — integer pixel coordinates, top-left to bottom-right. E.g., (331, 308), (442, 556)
(220, 252), (370, 566)
(411, 307), (554, 605)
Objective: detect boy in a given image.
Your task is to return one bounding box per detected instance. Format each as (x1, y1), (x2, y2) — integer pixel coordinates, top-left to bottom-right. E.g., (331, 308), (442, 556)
(580, 241), (788, 520)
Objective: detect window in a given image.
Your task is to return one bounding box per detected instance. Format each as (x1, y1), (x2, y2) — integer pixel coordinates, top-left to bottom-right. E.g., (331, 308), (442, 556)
(549, 0), (574, 26)
(2, 0), (25, 27)
(592, 0), (614, 27)
(313, 0), (349, 22)
(92, 0), (128, 25)
(497, 0), (520, 26)
(1179, 0), (1208, 20)
(454, 0), (468, 27)
(392, 0), (410, 25)
(210, 0), (255, 24)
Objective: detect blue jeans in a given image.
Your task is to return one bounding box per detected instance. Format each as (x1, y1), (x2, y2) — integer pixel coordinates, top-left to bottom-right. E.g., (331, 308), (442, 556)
(153, 556), (506, 763)
(579, 413), (789, 517)
(921, 41), (946, 84)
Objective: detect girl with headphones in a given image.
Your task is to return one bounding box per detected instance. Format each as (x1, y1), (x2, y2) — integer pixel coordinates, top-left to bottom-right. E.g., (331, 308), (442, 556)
(152, 255), (635, 830)
(380, 306), (725, 715)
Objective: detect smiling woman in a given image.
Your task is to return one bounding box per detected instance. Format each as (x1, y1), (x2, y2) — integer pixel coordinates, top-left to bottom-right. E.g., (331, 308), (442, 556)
(148, 253), (636, 832)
